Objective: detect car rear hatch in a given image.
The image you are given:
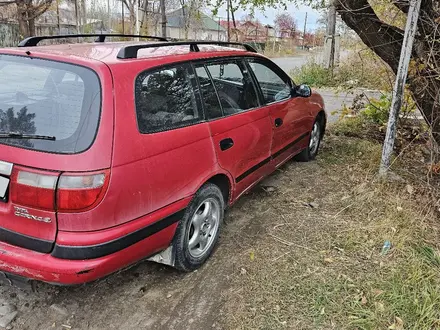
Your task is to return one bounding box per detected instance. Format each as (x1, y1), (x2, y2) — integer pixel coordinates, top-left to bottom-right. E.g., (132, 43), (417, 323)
(0, 52), (113, 253)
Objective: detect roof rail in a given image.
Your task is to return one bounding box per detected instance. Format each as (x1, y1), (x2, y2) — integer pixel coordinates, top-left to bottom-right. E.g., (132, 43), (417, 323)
(18, 34), (168, 47)
(117, 41), (258, 59)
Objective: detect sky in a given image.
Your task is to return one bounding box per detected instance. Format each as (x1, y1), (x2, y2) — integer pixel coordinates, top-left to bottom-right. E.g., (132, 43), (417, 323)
(215, 3), (322, 32)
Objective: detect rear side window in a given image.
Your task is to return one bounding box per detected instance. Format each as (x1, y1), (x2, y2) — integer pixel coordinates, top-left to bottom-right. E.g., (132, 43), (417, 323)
(135, 63), (201, 133)
(248, 60), (291, 104)
(205, 61), (259, 115)
(194, 65), (223, 120)
(0, 55), (101, 154)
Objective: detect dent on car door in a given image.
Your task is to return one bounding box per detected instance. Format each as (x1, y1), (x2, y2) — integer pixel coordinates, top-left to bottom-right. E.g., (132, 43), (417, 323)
(247, 57), (311, 163)
(194, 59), (274, 198)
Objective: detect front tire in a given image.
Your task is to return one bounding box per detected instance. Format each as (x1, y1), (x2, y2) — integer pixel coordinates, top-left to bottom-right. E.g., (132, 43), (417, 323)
(295, 119), (322, 162)
(173, 183), (224, 272)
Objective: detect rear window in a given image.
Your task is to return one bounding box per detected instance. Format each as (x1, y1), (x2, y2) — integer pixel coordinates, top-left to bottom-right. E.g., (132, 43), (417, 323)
(0, 55), (101, 154)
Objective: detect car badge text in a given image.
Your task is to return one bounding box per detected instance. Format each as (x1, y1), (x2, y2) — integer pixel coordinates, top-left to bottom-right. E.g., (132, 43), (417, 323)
(14, 206), (51, 223)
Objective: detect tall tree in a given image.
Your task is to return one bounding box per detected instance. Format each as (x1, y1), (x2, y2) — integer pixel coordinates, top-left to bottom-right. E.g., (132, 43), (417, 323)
(274, 12), (296, 37)
(121, 0), (137, 33)
(178, 0), (203, 39)
(334, 0), (440, 144)
(0, 0), (53, 37)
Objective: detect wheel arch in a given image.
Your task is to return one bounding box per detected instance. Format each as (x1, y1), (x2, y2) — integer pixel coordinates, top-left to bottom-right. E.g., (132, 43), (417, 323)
(205, 173), (233, 206)
(317, 110), (327, 135)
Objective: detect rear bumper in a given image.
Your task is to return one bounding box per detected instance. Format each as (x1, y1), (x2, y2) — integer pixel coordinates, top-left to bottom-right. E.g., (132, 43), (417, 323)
(0, 222), (178, 285)
(0, 199), (190, 285)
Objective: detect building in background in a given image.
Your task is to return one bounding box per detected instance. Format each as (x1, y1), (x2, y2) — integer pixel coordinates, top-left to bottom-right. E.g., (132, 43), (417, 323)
(163, 8), (226, 41)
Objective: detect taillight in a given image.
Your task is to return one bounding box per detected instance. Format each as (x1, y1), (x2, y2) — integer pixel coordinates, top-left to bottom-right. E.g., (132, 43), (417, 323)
(11, 169), (58, 210)
(56, 170), (109, 212)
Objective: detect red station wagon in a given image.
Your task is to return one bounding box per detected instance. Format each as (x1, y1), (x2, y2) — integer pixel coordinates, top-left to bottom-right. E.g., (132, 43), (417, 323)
(0, 35), (326, 285)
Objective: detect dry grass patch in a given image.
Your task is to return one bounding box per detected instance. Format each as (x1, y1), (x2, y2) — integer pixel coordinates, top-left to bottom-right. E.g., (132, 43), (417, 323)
(221, 132), (440, 330)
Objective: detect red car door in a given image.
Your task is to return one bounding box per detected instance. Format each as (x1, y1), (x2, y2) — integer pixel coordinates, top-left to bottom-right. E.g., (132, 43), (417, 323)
(247, 58), (311, 166)
(194, 59), (273, 199)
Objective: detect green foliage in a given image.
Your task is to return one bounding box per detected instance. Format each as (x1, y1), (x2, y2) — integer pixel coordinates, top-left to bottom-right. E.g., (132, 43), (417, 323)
(363, 94), (391, 125)
(291, 61), (333, 87)
(361, 92), (416, 126)
(291, 50), (394, 91)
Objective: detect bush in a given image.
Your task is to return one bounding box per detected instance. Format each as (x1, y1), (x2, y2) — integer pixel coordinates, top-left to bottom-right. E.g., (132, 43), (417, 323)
(291, 49), (393, 90)
(362, 94), (391, 125)
(355, 92), (416, 126)
(291, 62), (334, 87)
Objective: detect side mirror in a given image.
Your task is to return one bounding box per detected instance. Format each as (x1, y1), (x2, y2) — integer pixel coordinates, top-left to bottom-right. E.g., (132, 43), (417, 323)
(292, 84), (312, 98)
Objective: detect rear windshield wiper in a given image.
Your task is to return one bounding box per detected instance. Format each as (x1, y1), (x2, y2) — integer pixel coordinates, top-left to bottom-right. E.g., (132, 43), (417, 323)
(0, 132), (56, 141)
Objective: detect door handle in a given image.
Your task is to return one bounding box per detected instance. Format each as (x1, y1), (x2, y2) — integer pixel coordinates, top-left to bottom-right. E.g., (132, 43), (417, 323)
(220, 138), (234, 151)
(274, 118), (283, 127)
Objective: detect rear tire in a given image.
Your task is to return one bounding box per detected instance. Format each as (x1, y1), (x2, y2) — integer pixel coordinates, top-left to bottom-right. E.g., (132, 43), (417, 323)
(295, 119), (323, 162)
(173, 183), (224, 272)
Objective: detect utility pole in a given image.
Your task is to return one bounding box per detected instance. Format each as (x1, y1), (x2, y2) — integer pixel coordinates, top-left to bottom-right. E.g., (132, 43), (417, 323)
(327, 0), (337, 71)
(379, 0), (422, 176)
(226, 0), (230, 42)
(302, 12), (307, 48)
(160, 0), (166, 38)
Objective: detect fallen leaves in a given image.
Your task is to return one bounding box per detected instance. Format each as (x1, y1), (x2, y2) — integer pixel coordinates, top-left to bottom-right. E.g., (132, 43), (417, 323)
(389, 316), (404, 330)
(375, 301), (385, 312)
(361, 296), (368, 305)
(324, 257), (334, 264)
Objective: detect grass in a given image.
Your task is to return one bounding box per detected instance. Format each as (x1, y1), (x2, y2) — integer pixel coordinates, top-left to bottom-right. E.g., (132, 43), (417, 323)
(290, 49), (393, 91)
(221, 123), (440, 330)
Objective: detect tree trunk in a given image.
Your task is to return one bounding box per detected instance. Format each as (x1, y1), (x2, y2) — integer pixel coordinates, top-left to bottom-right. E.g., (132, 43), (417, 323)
(336, 0), (440, 145)
(160, 0), (166, 38)
(28, 17), (35, 36)
(229, 0), (237, 41)
(16, 1), (29, 38)
(18, 19), (29, 38)
(81, 0), (87, 32)
(130, 8), (136, 34)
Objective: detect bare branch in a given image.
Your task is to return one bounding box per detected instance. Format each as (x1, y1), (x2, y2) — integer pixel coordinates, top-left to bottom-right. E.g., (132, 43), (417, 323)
(393, 0), (410, 14)
(27, 0), (53, 20)
(336, 0), (404, 72)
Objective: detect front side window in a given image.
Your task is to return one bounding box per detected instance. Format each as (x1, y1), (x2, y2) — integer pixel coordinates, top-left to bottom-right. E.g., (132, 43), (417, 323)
(248, 60), (291, 104)
(205, 60), (258, 115)
(0, 55), (101, 154)
(135, 63), (200, 133)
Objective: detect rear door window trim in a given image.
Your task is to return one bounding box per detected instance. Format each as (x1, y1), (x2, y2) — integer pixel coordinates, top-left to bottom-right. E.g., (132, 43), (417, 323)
(133, 54), (274, 129)
(194, 57), (263, 121)
(134, 62), (206, 134)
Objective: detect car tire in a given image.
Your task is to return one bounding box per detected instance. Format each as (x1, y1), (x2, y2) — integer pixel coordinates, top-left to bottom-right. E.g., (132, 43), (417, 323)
(295, 118), (323, 162)
(173, 183), (225, 272)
